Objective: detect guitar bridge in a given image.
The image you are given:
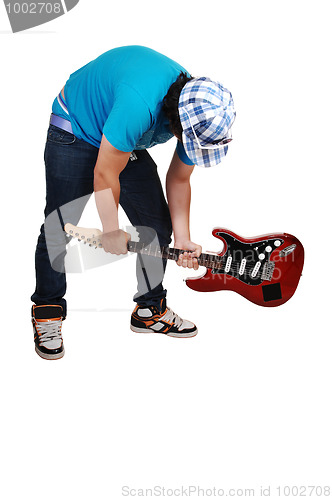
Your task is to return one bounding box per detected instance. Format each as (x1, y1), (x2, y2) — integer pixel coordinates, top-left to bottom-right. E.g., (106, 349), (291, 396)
(261, 261), (275, 281)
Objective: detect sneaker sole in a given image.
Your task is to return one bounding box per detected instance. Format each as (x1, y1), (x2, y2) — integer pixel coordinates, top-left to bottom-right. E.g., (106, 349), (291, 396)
(35, 346), (65, 360)
(130, 326), (198, 338)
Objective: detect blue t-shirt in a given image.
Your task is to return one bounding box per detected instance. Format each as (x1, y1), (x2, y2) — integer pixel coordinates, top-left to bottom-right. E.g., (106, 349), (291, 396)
(52, 45), (194, 165)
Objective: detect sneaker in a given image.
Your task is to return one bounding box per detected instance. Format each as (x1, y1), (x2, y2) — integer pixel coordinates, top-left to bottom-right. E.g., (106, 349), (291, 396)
(130, 298), (198, 338)
(32, 305), (65, 360)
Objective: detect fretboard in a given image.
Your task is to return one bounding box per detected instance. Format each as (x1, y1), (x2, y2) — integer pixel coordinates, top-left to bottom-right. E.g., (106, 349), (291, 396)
(127, 241), (224, 270)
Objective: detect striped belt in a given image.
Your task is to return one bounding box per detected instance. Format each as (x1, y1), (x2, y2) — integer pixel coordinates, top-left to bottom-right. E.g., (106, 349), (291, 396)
(50, 91), (73, 134)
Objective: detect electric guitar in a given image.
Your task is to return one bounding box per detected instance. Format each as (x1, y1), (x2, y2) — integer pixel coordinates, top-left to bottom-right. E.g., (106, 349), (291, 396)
(64, 223), (304, 307)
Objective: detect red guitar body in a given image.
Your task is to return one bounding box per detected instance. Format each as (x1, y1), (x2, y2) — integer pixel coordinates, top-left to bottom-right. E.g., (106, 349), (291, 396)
(186, 229), (304, 307)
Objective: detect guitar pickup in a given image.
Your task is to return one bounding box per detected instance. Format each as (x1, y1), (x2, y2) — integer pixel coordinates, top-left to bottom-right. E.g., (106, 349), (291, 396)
(251, 261), (261, 278)
(239, 258), (247, 276)
(225, 255), (232, 272)
(261, 262), (275, 281)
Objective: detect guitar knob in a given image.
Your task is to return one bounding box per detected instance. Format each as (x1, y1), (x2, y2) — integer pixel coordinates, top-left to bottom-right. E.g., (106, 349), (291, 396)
(259, 253), (265, 260)
(265, 245), (272, 252)
(274, 240), (281, 247)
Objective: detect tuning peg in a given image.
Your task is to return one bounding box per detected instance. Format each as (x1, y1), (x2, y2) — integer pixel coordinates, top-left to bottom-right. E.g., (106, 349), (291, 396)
(69, 230), (73, 234)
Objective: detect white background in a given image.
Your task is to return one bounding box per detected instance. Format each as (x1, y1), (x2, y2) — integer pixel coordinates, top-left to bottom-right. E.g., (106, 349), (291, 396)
(0, 1), (331, 498)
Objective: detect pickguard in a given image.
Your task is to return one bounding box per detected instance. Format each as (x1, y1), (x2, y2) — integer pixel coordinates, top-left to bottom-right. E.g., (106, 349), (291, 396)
(211, 232), (284, 286)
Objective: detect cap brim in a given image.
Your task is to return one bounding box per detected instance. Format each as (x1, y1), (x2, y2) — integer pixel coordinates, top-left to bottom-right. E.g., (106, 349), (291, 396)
(182, 132), (229, 167)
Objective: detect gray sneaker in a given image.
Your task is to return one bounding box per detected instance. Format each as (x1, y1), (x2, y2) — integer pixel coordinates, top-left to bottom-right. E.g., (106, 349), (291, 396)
(130, 298), (198, 338)
(32, 305), (65, 360)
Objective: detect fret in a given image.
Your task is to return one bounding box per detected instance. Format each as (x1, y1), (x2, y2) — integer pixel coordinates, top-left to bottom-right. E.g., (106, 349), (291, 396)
(198, 254), (207, 267)
(173, 248), (180, 261)
(198, 253), (214, 269)
(199, 253), (211, 268)
(161, 246), (168, 259)
(167, 249), (176, 260)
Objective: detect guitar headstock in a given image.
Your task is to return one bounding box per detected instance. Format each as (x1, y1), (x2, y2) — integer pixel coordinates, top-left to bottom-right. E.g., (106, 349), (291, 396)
(64, 223), (103, 248)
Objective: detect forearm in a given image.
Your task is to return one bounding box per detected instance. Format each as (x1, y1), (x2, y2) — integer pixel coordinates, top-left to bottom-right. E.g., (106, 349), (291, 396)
(93, 135), (131, 233)
(94, 172), (120, 233)
(166, 176), (191, 243)
(166, 168), (202, 267)
(166, 150), (195, 244)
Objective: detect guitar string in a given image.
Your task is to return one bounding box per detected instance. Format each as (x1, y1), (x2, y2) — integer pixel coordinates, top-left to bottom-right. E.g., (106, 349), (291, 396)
(73, 238), (273, 263)
(87, 247), (269, 278)
(130, 246), (272, 270)
(70, 234), (275, 275)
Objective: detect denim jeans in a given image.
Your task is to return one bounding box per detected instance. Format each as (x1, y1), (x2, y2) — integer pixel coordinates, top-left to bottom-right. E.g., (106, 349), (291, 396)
(31, 124), (172, 317)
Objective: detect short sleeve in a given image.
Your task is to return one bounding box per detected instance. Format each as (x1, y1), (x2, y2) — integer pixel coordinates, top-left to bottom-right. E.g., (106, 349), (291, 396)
(103, 84), (152, 152)
(176, 140), (195, 166)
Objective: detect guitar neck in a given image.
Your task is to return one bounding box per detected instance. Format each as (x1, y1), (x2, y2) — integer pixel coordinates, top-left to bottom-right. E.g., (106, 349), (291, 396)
(127, 241), (223, 269)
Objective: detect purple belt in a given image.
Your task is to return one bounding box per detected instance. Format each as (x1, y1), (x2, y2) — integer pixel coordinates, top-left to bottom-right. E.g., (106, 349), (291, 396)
(50, 113), (73, 134)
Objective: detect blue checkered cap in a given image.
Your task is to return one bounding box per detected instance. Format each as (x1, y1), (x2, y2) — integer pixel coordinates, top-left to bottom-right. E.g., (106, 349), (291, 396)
(178, 77), (235, 167)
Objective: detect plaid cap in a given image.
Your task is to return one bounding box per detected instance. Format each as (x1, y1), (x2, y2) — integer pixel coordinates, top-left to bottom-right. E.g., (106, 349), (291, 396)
(178, 77), (235, 167)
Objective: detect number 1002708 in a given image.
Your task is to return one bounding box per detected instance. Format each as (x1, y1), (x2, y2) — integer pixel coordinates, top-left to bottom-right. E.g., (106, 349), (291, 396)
(276, 485), (331, 496)
(5, 3), (62, 14)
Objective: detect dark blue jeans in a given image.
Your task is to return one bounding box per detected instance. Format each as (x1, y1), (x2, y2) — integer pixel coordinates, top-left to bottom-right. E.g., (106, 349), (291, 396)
(31, 124), (172, 317)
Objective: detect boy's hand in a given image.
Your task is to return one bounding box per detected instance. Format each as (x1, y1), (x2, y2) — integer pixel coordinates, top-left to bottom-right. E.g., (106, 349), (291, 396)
(101, 229), (131, 255)
(174, 241), (202, 271)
